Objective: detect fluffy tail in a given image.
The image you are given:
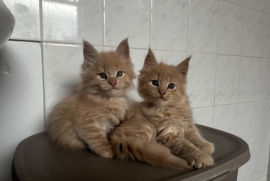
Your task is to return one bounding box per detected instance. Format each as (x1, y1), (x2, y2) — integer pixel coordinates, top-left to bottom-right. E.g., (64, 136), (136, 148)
(110, 135), (192, 170)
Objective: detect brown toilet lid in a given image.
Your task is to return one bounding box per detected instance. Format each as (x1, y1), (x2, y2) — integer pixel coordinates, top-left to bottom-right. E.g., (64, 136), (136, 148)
(12, 124), (250, 181)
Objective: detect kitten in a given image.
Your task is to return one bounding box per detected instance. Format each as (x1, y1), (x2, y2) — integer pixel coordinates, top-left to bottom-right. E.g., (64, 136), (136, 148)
(109, 49), (214, 170)
(47, 38), (135, 158)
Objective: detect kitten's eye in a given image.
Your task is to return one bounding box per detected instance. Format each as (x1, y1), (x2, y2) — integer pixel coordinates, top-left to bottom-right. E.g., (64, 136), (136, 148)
(151, 80), (159, 86)
(168, 83), (175, 89)
(116, 71), (123, 78)
(99, 73), (107, 79)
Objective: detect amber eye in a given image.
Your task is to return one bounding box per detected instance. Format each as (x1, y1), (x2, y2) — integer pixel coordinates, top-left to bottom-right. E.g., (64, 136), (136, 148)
(168, 83), (175, 89)
(99, 73), (107, 79)
(151, 80), (159, 86)
(116, 71), (123, 78)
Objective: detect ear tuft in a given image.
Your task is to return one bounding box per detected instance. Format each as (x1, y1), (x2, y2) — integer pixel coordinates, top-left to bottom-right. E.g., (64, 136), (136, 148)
(115, 38), (130, 60)
(82, 39), (99, 69)
(142, 48), (158, 72)
(176, 55), (191, 77)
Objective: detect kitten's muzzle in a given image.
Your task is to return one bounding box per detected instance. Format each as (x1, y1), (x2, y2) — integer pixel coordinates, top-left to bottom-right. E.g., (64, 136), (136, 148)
(108, 77), (117, 88)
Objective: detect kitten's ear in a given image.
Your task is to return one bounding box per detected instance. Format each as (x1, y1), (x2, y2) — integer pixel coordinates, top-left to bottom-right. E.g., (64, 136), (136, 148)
(142, 49), (158, 72)
(115, 38), (130, 60)
(176, 56), (191, 77)
(82, 40), (99, 68)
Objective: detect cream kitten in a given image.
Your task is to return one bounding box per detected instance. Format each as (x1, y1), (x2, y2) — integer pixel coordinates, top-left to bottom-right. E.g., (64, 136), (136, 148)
(109, 49), (214, 169)
(47, 38), (135, 158)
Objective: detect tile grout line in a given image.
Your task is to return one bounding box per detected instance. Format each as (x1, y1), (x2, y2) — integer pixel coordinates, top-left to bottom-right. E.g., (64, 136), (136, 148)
(212, 0), (220, 127)
(39, 0), (45, 129)
(102, 0), (105, 49)
(186, 0), (190, 55)
(40, 42), (47, 129)
(149, 0), (153, 49)
(39, 0), (43, 41)
(223, 0), (270, 14)
(192, 98), (270, 110)
(235, 56), (242, 135)
(7, 39), (270, 60)
(236, 1), (244, 135)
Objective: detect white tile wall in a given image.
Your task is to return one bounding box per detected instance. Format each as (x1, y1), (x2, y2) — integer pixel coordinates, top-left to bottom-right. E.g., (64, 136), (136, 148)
(42, 0), (103, 44)
(218, 1), (243, 55)
(264, 0), (270, 14)
(253, 140), (270, 180)
(43, 44), (83, 117)
(262, 14), (270, 58)
(224, 0), (243, 6)
(105, 0), (151, 48)
(260, 59), (270, 100)
(242, 8), (264, 57)
(254, 101), (270, 142)
(192, 107), (214, 127)
(188, 0), (218, 53)
(2, 0), (270, 180)
(239, 57), (261, 102)
(187, 53), (216, 108)
(151, 0), (188, 51)
(5, 0), (40, 40)
(215, 55), (240, 105)
(213, 104), (237, 134)
(237, 102), (259, 144)
(243, 0), (265, 11)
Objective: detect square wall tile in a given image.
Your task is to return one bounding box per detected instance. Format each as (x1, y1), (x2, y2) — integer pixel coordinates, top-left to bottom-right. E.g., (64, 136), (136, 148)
(213, 105), (237, 135)
(187, 53), (216, 108)
(242, 8), (263, 57)
(239, 57), (260, 102)
(259, 59), (270, 100)
(236, 102), (258, 144)
(43, 0), (103, 44)
(0, 41), (43, 181)
(188, 0), (218, 53)
(105, 0), (150, 48)
(223, 0), (243, 6)
(43, 43), (89, 117)
(238, 143), (254, 181)
(261, 14), (270, 58)
(192, 107), (214, 127)
(254, 101), (270, 142)
(215, 55), (240, 105)
(5, 0), (40, 40)
(152, 50), (187, 66)
(243, 0), (265, 11)
(218, 1), (243, 55)
(151, 0), (188, 51)
(252, 139), (269, 180)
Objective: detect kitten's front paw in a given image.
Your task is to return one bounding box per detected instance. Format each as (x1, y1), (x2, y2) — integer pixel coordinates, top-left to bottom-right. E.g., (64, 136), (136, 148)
(197, 141), (215, 154)
(96, 146), (114, 158)
(186, 152), (214, 169)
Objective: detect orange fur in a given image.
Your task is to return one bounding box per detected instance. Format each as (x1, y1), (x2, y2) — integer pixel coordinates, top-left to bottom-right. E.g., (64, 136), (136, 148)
(109, 49), (214, 169)
(47, 38), (135, 158)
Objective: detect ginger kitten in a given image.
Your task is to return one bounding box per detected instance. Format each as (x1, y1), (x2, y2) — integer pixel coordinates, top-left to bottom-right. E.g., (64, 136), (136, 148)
(109, 49), (214, 169)
(47, 38), (135, 158)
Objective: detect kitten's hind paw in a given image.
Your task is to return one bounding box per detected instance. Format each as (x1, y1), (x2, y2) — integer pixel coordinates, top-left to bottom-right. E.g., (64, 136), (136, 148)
(197, 141), (215, 154)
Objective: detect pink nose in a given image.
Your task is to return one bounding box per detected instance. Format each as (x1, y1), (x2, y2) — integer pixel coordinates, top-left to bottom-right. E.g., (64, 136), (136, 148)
(109, 81), (117, 86)
(159, 91), (166, 95)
